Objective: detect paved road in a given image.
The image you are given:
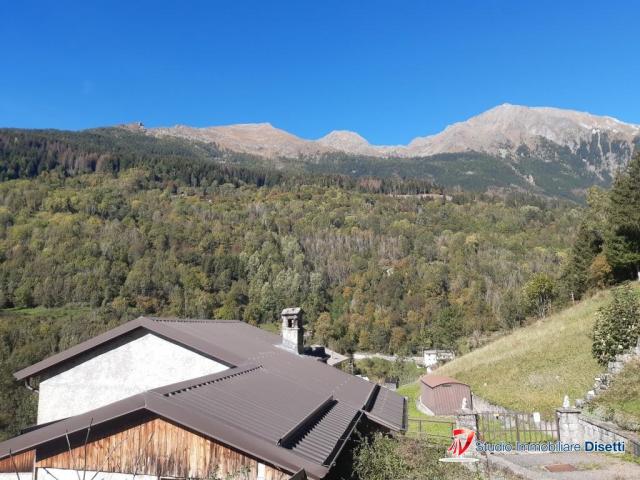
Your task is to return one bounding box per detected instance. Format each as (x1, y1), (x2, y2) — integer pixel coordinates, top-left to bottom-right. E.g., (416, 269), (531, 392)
(352, 352), (424, 364)
(487, 451), (640, 480)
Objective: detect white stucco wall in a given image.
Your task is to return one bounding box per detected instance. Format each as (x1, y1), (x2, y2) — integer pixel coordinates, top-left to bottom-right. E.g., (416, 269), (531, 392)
(36, 467), (155, 480)
(38, 333), (228, 424)
(0, 473), (32, 480)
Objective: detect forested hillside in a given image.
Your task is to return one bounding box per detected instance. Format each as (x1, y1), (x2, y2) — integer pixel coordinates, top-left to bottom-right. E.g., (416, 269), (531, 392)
(0, 170), (576, 350)
(0, 128), (580, 438)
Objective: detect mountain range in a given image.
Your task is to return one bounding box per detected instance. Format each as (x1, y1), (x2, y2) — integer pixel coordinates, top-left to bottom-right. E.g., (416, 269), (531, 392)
(146, 104), (639, 185)
(131, 104), (640, 200)
(2, 104), (637, 201)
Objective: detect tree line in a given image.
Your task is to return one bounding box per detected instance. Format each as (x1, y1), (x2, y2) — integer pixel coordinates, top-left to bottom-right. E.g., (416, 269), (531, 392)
(561, 152), (640, 301)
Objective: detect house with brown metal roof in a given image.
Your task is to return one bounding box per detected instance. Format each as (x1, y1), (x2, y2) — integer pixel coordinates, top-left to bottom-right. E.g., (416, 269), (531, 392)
(419, 375), (472, 416)
(0, 309), (406, 480)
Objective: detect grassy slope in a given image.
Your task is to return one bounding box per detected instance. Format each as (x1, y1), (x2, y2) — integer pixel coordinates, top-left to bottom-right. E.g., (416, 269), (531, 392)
(437, 290), (618, 417)
(590, 359), (640, 431)
(397, 382), (455, 439)
(397, 382), (423, 418)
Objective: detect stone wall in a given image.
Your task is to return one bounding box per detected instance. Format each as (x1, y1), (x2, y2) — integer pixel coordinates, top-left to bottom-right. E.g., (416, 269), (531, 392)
(577, 337), (640, 408)
(579, 417), (634, 450)
(471, 394), (512, 414)
(556, 408), (640, 456)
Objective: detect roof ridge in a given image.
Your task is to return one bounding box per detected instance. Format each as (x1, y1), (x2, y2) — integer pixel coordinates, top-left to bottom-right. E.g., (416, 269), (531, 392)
(145, 317), (242, 324)
(153, 364), (261, 396)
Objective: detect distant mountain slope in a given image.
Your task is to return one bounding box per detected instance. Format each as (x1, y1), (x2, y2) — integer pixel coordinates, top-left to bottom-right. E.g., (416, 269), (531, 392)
(408, 104), (639, 157)
(150, 122), (332, 159)
(2, 104), (638, 200)
(146, 104), (640, 199)
(149, 104), (640, 167)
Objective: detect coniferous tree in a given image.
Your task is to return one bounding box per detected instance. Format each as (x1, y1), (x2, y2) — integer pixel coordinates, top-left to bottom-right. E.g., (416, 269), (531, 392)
(560, 186), (609, 300)
(562, 222), (604, 300)
(605, 153), (640, 281)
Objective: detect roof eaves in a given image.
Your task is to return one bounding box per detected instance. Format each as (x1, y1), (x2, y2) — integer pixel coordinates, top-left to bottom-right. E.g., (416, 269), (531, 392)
(13, 318), (149, 380)
(145, 393), (330, 479)
(0, 388), (330, 480)
(0, 394), (148, 459)
(364, 410), (406, 432)
(362, 386), (407, 432)
(13, 317), (245, 381)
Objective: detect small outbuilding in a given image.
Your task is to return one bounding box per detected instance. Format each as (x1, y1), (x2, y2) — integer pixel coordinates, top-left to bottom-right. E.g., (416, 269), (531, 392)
(419, 375), (472, 415)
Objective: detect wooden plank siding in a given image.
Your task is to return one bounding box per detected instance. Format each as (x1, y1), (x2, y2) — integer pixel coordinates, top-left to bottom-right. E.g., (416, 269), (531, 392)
(0, 450), (35, 473)
(35, 418), (289, 480)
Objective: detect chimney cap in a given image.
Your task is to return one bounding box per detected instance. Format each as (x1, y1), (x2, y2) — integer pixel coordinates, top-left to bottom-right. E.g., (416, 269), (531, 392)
(281, 307), (302, 316)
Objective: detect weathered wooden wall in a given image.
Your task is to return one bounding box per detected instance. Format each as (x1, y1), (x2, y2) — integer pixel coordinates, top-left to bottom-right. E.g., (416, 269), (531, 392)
(36, 418), (289, 480)
(0, 450), (34, 473)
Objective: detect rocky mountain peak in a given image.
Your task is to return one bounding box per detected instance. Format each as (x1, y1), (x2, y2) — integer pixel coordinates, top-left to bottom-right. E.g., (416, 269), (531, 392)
(318, 130), (370, 147)
(146, 105), (639, 182)
(407, 104), (640, 158)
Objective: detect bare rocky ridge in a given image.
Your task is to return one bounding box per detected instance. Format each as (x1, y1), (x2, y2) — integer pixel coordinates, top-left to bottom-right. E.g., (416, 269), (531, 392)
(408, 104), (640, 159)
(148, 104), (640, 179)
(316, 130), (400, 157)
(151, 122), (333, 158)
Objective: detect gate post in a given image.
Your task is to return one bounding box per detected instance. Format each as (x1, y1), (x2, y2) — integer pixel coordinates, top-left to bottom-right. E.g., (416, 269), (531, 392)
(455, 405), (479, 455)
(456, 411), (478, 432)
(556, 407), (583, 444)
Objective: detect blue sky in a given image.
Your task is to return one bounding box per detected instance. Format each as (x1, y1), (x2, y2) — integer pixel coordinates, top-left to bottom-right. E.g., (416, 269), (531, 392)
(2, 1), (639, 144)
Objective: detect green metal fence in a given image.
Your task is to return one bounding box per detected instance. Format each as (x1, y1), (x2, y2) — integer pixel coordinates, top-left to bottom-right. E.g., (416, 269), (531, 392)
(404, 417), (455, 443)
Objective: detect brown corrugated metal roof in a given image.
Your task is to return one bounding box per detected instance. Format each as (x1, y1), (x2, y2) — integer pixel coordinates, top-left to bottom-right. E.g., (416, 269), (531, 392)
(0, 368), (332, 479)
(5, 317), (407, 478)
(420, 375), (468, 388)
(15, 317), (383, 413)
(366, 386), (407, 431)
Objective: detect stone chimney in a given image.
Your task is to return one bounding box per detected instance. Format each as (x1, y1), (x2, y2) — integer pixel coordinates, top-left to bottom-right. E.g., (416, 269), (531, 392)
(281, 307), (304, 354)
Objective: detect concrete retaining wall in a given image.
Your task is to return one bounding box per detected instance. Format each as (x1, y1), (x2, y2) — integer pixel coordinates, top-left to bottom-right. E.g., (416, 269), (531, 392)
(471, 394), (512, 414)
(557, 408), (640, 455)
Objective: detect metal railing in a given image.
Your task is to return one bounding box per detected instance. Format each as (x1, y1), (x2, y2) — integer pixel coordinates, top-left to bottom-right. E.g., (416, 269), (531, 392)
(476, 412), (559, 444)
(404, 417), (455, 443)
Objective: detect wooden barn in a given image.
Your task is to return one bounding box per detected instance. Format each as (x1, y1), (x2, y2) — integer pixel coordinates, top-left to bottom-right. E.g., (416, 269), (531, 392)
(0, 309), (406, 480)
(419, 375), (472, 416)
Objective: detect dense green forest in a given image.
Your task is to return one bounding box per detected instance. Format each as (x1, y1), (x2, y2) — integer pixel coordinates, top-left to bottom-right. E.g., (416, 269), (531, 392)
(0, 128), (583, 438)
(562, 152), (640, 300)
(0, 170), (576, 348)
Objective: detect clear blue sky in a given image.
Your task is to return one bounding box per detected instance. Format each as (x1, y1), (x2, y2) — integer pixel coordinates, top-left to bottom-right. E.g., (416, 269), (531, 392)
(2, 0), (639, 144)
